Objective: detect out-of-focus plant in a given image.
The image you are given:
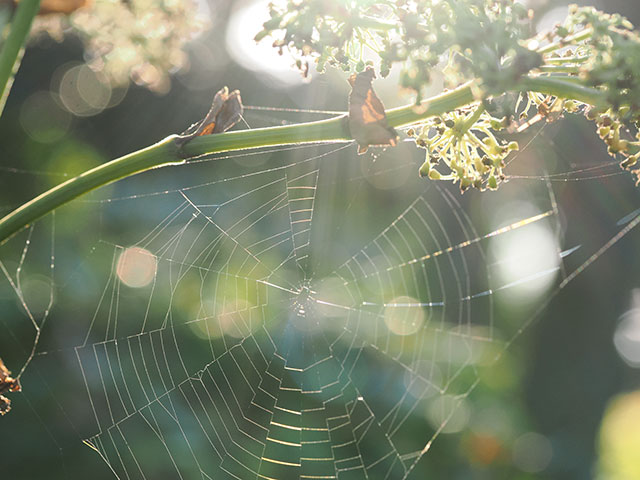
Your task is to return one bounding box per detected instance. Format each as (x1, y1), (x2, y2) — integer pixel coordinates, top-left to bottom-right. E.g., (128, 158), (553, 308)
(1, 1), (640, 243)
(29, 0), (208, 92)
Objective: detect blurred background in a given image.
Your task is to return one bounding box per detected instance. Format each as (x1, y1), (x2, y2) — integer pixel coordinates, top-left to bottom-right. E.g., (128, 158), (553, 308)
(1, 0), (640, 478)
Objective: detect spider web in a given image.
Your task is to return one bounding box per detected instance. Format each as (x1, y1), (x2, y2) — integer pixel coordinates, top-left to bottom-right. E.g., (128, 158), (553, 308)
(1, 106), (639, 479)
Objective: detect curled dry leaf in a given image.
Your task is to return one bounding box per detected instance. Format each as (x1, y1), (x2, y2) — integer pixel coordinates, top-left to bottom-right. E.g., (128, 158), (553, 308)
(34, 0), (90, 15)
(0, 358), (21, 416)
(348, 67), (398, 154)
(176, 87), (244, 148)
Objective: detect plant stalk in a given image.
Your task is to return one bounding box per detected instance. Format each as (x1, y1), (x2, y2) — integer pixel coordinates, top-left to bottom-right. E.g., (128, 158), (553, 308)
(0, 0), (41, 115)
(0, 75), (604, 245)
(537, 27), (593, 55)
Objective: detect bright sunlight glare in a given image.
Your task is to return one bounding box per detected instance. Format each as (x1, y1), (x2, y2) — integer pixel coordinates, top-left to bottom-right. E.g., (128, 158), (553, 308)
(613, 289), (640, 368)
(226, 0), (305, 87)
(56, 63), (113, 117)
(384, 296), (426, 336)
(489, 206), (560, 303)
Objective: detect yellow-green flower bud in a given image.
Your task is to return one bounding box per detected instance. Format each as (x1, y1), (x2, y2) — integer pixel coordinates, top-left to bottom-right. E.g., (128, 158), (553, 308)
(419, 161), (430, 177)
(428, 169), (442, 180)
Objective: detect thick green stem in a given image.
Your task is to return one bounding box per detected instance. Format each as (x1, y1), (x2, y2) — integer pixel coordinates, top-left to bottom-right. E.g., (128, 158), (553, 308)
(0, 136), (181, 245)
(0, 75), (604, 245)
(520, 76), (603, 105)
(0, 0), (41, 115)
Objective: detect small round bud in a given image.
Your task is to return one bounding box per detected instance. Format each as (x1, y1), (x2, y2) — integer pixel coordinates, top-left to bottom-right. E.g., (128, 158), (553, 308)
(419, 161), (430, 177)
(490, 117), (507, 131)
(428, 169), (441, 180)
(585, 107), (599, 121)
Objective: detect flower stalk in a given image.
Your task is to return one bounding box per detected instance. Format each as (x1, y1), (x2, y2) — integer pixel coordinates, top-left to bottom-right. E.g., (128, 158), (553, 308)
(0, 74), (605, 245)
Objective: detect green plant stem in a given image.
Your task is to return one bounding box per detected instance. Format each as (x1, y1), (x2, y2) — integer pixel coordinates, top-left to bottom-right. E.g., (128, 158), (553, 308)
(537, 27), (593, 55)
(456, 103), (486, 136)
(0, 0), (41, 115)
(544, 55), (590, 65)
(0, 75), (604, 245)
(538, 65), (581, 74)
(520, 76), (603, 105)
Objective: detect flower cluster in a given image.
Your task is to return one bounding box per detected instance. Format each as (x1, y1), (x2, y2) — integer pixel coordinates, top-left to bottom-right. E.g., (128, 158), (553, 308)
(560, 6), (640, 115)
(587, 108), (640, 184)
(257, 0), (540, 100)
(254, 0), (395, 77)
(259, 1), (640, 190)
(396, 0), (540, 99)
(408, 105), (517, 192)
(546, 6), (640, 183)
(32, 0), (208, 93)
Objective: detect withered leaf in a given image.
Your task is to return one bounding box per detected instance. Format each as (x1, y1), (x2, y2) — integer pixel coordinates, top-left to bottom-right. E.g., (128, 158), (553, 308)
(348, 67), (398, 154)
(0, 358), (21, 416)
(37, 0), (89, 15)
(176, 87), (243, 147)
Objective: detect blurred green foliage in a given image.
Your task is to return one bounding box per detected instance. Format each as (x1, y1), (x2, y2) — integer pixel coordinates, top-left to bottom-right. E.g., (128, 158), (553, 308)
(0, 1), (639, 479)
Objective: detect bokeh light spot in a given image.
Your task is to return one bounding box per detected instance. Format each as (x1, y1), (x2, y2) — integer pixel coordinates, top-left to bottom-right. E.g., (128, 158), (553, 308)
(512, 432), (553, 473)
(425, 394), (471, 434)
(466, 433), (503, 466)
(57, 63), (113, 117)
(384, 296), (425, 335)
(20, 91), (71, 143)
(116, 247), (157, 288)
(614, 289), (640, 368)
(490, 208), (559, 303)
